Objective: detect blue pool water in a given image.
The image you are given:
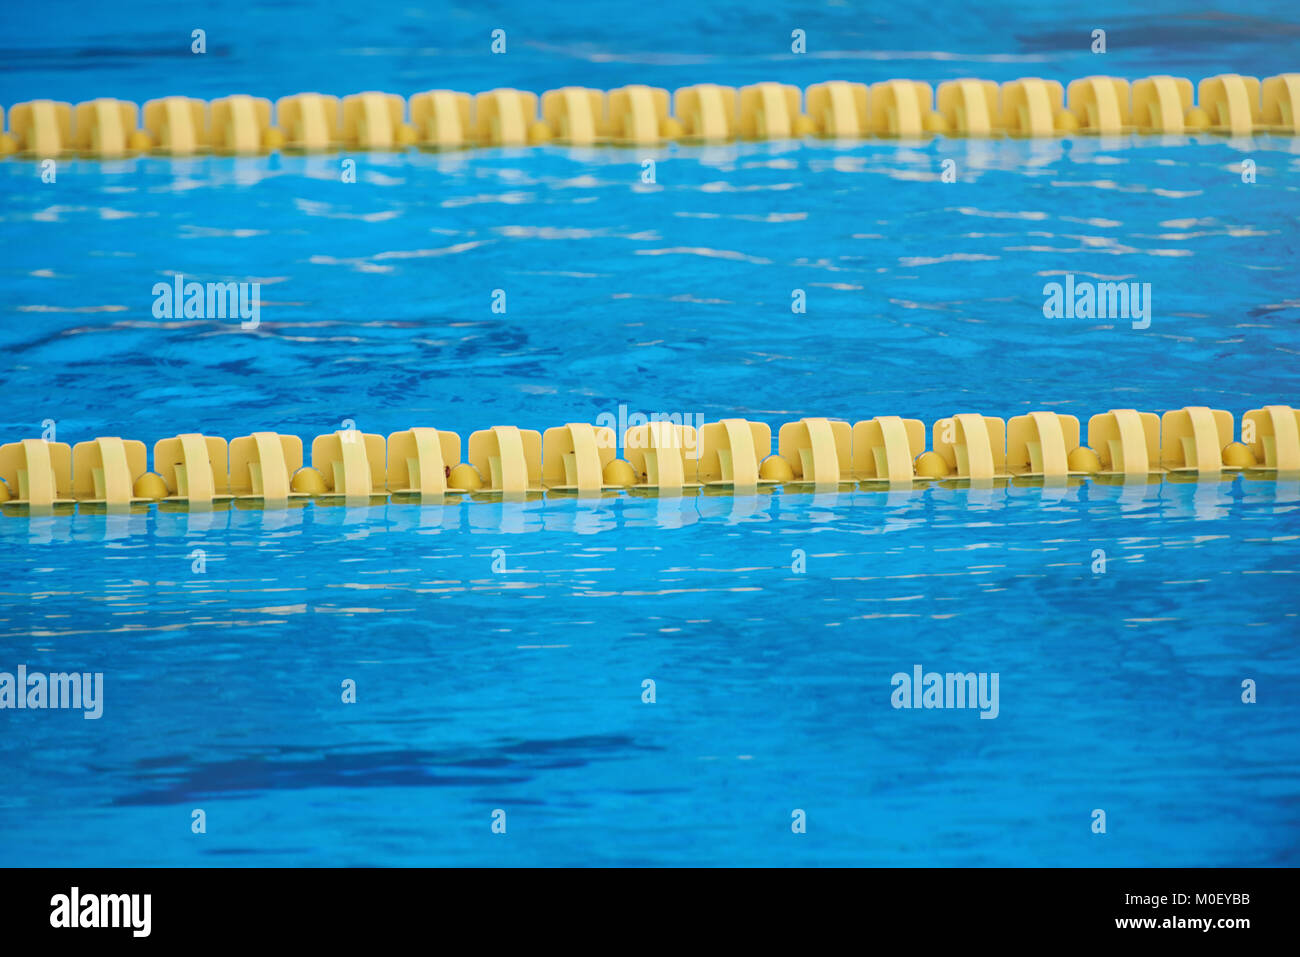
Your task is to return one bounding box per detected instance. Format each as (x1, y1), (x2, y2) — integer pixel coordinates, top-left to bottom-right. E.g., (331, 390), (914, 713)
(2, 0), (1300, 866)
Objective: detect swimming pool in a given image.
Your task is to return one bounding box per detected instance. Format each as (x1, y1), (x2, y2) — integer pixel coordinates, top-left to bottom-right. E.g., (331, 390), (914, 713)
(2, 0), (1299, 867)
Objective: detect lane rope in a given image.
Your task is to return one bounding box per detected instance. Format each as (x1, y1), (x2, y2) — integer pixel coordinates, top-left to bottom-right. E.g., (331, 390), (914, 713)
(2, 405), (1296, 511)
(2, 74), (1297, 158)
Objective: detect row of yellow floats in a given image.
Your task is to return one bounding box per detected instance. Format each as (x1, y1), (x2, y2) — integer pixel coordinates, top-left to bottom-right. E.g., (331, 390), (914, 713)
(2, 73), (1298, 158)
(1, 405), (1297, 513)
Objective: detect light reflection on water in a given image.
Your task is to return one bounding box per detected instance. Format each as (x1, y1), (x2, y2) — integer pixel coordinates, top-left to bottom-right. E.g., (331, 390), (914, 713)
(2, 475), (1298, 865)
(3, 115), (1300, 865)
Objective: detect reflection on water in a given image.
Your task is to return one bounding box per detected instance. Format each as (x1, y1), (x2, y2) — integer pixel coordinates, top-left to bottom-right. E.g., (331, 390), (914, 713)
(2, 472), (1298, 866)
(3, 138), (1299, 456)
(2, 89), (1300, 864)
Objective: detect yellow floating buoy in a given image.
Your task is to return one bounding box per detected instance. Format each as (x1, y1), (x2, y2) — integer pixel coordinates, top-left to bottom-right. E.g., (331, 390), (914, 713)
(262, 127), (285, 150)
(395, 123), (418, 146)
(791, 114), (816, 137)
(291, 466), (328, 495)
(447, 462), (484, 491)
(602, 459), (637, 487)
(0, 133), (19, 156)
(527, 121), (554, 145)
(914, 451), (951, 478)
(1067, 446), (1103, 473)
(923, 111), (950, 134)
(0, 478), (10, 503)
(132, 472), (169, 500)
(758, 454), (794, 482)
(660, 116), (684, 140)
(1054, 108), (1080, 133)
(1184, 107), (1211, 131)
(1222, 441), (1258, 468)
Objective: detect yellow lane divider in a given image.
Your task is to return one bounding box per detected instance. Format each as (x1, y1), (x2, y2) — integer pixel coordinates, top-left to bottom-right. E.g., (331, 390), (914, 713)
(2, 404), (1296, 512)
(3, 73), (1297, 158)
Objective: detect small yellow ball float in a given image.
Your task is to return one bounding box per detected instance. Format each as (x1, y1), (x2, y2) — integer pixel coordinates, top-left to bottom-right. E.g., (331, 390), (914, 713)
(660, 117), (684, 140)
(527, 121), (553, 145)
(602, 459), (637, 487)
(923, 111), (950, 134)
(1184, 107), (1212, 131)
(291, 467), (328, 495)
(758, 455), (794, 482)
(1067, 446), (1103, 473)
(262, 127), (286, 151)
(791, 114), (816, 137)
(1222, 442), (1257, 468)
(1054, 108), (1080, 134)
(447, 463), (484, 492)
(0, 478), (11, 503)
(0, 133), (19, 156)
(133, 472), (169, 500)
(395, 123), (418, 146)
(914, 451), (951, 479)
